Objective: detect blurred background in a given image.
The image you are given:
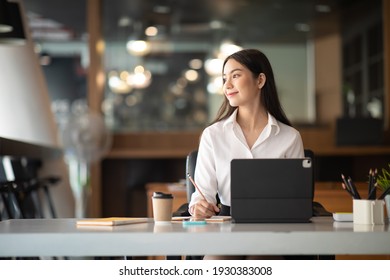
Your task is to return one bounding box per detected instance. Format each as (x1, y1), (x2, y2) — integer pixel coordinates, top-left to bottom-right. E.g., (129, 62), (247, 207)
(0, 0), (389, 219)
(23, 0), (385, 131)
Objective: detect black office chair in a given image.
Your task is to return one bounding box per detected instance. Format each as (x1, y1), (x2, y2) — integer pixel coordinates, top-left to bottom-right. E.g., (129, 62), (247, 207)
(0, 181), (24, 220)
(172, 149), (217, 217)
(185, 150), (198, 204)
(0, 156), (60, 220)
(303, 149), (332, 217)
(0, 156), (24, 220)
(10, 157), (60, 218)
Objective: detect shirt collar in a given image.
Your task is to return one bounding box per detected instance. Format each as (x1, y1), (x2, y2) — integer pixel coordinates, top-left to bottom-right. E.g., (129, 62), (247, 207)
(223, 109), (281, 135)
(268, 113), (280, 135)
(222, 109), (238, 129)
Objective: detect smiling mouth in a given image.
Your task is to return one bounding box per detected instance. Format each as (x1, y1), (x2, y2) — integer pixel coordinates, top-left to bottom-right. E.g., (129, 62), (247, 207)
(226, 91), (238, 98)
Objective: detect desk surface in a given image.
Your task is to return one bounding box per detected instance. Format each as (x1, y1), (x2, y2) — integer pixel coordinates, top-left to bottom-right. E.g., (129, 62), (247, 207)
(0, 217), (389, 257)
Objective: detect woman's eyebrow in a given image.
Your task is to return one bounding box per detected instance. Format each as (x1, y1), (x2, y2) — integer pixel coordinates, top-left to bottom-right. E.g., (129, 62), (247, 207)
(222, 68), (243, 77)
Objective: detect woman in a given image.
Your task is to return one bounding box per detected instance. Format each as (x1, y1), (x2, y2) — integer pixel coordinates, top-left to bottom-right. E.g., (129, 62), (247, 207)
(188, 48), (304, 219)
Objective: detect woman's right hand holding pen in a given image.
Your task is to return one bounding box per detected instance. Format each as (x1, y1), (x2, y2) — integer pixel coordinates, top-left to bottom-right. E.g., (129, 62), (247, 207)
(192, 200), (220, 218)
(187, 172), (219, 218)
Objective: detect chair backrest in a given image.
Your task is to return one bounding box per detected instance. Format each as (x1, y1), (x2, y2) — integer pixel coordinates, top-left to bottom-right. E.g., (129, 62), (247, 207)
(185, 150), (198, 202)
(0, 156), (24, 219)
(185, 149), (315, 203)
(0, 156), (59, 219)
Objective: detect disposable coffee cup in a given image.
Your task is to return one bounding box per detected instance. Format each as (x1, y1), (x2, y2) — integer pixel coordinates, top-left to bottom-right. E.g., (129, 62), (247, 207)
(153, 223), (173, 233)
(152, 192), (173, 223)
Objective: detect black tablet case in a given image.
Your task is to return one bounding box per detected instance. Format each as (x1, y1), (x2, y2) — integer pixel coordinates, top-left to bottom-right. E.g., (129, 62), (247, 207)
(231, 158), (313, 223)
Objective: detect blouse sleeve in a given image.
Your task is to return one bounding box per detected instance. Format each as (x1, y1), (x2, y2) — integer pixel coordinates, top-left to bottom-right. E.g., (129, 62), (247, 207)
(188, 128), (218, 214)
(287, 129), (305, 158)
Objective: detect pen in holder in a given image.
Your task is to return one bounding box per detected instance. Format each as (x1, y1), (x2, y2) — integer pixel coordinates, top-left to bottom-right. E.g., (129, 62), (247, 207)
(341, 169), (388, 224)
(353, 199), (385, 225)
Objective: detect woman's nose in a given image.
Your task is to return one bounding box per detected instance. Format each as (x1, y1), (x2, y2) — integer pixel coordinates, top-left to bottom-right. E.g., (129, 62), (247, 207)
(224, 79), (232, 89)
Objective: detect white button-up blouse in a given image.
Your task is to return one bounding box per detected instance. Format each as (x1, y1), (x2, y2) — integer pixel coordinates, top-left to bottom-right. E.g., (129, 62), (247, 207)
(188, 109), (304, 213)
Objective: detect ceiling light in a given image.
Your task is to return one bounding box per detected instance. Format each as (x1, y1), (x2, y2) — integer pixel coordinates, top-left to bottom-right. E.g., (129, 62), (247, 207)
(205, 58), (223, 76)
(126, 39), (151, 56)
(219, 40), (242, 57)
(128, 72), (152, 89)
(127, 65), (152, 89)
(108, 71), (132, 94)
(126, 21), (152, 56)
(207, 76), (223, 95)
(184, 69), (199, 82)
(189, 59), (203, 70)
(145, 26), (158, 37)
(119, 70), (130, 80)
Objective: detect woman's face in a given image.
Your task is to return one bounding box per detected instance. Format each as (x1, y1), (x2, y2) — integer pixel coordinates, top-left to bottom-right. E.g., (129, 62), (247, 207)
(222, 58), (265, 108)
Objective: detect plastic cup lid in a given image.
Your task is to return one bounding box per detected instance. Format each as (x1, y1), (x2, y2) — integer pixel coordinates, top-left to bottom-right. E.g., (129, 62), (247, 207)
(153, 192), (173, 198)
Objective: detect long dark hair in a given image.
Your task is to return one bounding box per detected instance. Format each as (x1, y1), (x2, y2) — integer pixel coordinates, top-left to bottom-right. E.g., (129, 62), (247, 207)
(211, 49), (292, 127)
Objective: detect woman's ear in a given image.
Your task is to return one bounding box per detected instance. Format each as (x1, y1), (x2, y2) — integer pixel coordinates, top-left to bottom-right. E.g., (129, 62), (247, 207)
(258, 73), (266, 89)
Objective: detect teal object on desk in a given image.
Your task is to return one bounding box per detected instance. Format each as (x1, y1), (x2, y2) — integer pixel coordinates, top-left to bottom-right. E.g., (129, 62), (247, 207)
(183, 220), (206, 226)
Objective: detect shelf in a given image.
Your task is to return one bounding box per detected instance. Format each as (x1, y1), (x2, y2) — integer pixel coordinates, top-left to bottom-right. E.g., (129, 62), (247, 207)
(0, 137), (62, 159)
(311, 146), (390, 156)
(103, 130), (390, 160)
(105, 149), (192, 159)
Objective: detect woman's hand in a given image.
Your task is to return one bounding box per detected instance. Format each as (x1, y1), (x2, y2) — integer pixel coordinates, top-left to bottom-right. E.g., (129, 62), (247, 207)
(192, 200), (220, 218)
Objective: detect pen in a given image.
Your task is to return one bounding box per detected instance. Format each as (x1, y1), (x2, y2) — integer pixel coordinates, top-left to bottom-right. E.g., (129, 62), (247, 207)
(371, 168), (377, 199)
(347, 176), (361, 199)
(341, 182), (354, 197)
(341, 174), (353, 196)
(341, 174), (360, 199)
(368, 169), (373, 199)
(367, 169), (377, 199)
(367, 183), (377, 200)
(187, 173), (208, 202)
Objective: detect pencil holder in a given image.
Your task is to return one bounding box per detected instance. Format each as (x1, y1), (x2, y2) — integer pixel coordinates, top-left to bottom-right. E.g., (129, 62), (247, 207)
(353, 223), (385, 232)
(353, 199), (385, 225)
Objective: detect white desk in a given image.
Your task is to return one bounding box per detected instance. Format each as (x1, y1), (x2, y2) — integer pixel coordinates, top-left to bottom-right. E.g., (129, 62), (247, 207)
(0, 217), (389, 257)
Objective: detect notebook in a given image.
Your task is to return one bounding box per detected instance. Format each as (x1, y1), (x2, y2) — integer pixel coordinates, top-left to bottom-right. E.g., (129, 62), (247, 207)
(230, 158), (313, 223)
(76, 217), (149, 226)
